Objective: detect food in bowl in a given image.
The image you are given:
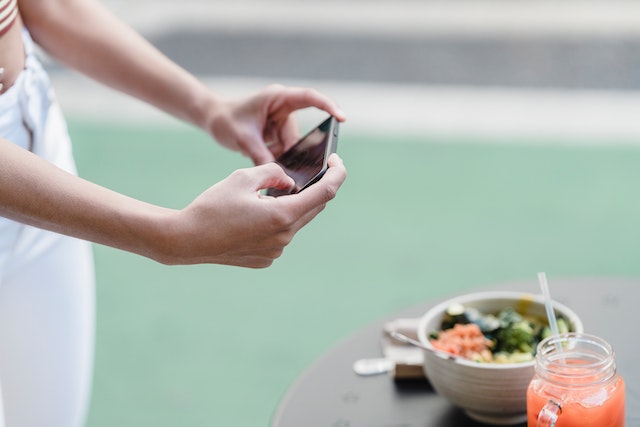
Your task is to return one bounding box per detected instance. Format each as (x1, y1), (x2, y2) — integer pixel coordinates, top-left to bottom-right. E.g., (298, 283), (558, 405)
(417, 291), (583, 426)
(429, 303), (570, 364)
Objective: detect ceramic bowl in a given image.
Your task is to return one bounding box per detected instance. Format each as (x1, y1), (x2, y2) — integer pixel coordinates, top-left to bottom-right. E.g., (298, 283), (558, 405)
(417, 291), (583, 425)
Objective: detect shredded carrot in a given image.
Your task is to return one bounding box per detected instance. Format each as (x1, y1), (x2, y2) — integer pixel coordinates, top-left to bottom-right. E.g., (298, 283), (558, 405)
(430, 323), (493, 362)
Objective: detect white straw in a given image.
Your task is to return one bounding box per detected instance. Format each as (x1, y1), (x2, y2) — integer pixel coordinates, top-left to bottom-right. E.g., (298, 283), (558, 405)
(538, 272), (563, 352)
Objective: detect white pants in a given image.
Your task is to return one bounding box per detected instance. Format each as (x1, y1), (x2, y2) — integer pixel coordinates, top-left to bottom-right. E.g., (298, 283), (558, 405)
(0, 31), (95, 427)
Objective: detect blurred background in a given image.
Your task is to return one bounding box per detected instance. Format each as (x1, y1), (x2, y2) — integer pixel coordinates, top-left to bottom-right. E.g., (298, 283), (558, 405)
(46, 0), (640, 425)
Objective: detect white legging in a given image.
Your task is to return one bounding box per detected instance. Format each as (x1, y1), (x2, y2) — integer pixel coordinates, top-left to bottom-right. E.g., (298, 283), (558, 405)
(0, 30), (95, 427)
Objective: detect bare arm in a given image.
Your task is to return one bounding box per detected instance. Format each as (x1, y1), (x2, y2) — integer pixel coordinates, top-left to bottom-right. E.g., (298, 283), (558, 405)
(18, 0), (346, 164)
(0, 137), (347, 267)
(7, 0), (348, 266)
(0, 138), (172, 260)
(19, 0), (214, 128)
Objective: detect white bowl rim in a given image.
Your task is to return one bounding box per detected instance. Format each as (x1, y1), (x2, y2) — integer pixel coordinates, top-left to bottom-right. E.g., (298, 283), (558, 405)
(417, 290), (584, 369)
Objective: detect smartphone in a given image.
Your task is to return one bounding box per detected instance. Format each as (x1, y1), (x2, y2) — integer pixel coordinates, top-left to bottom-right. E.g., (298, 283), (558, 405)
(266, 115), (339, 197)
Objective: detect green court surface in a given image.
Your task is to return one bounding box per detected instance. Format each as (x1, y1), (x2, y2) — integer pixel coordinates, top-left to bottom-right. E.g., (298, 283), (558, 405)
(70, 120), (640, 426)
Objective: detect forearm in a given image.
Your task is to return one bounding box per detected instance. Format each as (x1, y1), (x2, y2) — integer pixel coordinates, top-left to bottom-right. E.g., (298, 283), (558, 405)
(0, 137), (347, 268)
(18, 0), (218, 128)
(0, 138), (175, 261)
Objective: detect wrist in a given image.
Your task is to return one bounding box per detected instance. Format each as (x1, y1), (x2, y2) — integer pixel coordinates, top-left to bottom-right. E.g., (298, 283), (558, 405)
(188, 84), (226, 131)
(135, 206), (189, 265)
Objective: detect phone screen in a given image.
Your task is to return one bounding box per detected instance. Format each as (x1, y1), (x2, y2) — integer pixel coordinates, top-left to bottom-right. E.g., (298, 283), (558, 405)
(267, 116), (338, 196)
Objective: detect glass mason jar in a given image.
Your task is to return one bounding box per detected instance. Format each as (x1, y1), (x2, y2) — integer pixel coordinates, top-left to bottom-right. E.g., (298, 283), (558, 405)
(527, 333), (625, 427)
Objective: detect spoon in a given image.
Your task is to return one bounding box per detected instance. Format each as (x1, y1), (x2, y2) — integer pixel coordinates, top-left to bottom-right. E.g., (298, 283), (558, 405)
(390, 331), (431, 350)
(353, 331), (425, 376)
(352, 357), (395, 376)
(391, 331), (459, 361)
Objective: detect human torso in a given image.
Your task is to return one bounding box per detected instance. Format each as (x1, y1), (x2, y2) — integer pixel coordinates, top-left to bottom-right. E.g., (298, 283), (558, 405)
(0, 0), (25, 95)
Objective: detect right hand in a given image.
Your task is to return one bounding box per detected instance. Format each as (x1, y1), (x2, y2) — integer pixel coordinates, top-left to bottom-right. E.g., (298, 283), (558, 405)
(155, 154), (346, 267)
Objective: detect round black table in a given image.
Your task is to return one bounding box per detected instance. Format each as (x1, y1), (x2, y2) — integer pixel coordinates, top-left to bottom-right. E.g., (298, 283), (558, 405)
(271, 277), (639, 427)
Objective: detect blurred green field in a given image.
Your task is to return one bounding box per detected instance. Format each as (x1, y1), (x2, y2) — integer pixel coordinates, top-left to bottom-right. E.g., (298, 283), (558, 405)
(70, 120), (640, 427)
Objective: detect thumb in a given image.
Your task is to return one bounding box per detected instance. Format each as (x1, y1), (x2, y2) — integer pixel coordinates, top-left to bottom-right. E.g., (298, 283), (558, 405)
(278, 154), (346, 213)
(254, 162), (295, 193)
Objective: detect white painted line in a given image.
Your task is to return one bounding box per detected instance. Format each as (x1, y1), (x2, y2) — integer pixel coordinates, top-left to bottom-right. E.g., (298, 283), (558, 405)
(52, 73), (640, 144)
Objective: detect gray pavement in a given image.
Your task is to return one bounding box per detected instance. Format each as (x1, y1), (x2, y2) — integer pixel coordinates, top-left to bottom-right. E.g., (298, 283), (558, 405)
(146, 30), (640, 90)
(50, 0), (640, 141)
(93, 0), (640, 90)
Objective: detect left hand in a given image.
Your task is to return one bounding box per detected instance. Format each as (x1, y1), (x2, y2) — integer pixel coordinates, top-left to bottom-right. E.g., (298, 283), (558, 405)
(204, 84), (346, 165)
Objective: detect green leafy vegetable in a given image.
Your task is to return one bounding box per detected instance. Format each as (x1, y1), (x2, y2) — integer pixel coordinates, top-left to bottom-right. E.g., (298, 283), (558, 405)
(434, 304), (571, 363)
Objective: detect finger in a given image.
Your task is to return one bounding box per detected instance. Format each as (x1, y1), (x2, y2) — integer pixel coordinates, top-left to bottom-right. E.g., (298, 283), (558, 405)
(269, 86), (347, 122)
(261, 118), (294, 159)
(277, 154), (346, 216)
(249, 162), (295, 193)
(216, 247), (286, 268)
(319, 153), (347, 193)
(281, 158), (346, 230)
(288, 200), (328, 233)
(217, 254), (276, 269)
(292, 88), (347, 122)
(244, 132), (277, 166)
(251, 145), (276, 166)
(275, 115), (301, 155)
(300, 154), (346, 202)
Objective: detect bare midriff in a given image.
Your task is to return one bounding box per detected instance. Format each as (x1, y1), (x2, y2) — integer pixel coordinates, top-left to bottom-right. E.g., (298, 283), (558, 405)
(0, 12), (25, 95)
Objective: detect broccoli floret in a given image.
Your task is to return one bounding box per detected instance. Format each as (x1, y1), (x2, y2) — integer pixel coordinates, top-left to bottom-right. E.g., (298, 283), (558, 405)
(494, 320), (536, 353)
(496, 307), (523, 328)
(541, 317), (570, 340)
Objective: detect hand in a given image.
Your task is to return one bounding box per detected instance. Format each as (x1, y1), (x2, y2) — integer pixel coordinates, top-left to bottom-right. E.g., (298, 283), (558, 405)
(156, 154), (346, 267)
(205, 84), (346, 165)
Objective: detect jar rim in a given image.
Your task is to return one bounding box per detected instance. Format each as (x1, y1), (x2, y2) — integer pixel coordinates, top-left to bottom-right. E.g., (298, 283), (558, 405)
(535, 332), (617, 386)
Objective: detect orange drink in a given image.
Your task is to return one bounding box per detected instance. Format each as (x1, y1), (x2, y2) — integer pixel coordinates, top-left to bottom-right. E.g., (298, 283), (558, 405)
(527, 333), (625, 427)
(527, 371), (625, 426)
